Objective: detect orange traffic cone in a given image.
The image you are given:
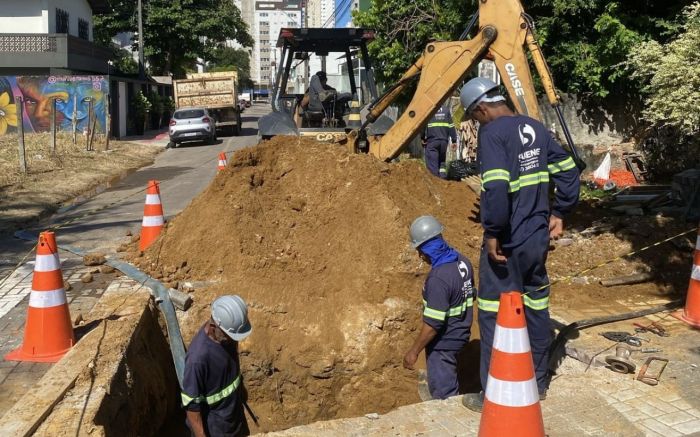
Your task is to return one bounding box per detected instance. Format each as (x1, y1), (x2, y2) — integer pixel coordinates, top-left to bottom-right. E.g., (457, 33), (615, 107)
(217, 152), (228, 171)
(674, 224), (700, 327)
(139, 180), (165, 251)
(479, 292), (545, 437)
(5, 231), (74, 363)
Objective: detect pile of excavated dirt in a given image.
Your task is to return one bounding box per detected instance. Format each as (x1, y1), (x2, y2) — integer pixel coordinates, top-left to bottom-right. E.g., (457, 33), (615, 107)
(135, 136), (482, 432)
(127, 136), (691, 432)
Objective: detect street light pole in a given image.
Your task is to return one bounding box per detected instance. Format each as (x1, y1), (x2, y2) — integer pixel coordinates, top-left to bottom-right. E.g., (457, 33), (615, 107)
(137, 0), (146, 80)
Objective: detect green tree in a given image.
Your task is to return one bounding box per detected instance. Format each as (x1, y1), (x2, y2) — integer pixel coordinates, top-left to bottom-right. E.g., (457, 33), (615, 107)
(353, 0), (687, 99)
(627, 3), (700, 177)
(94, 0), (253, 77)
(207, 47), (254, 90)
(628, 3), (700, 135)
(353, 0), (476, 86)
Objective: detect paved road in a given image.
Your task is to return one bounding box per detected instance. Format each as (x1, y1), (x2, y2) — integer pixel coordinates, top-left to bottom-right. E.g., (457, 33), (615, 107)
(0, 103), (266, 264)
(0, 103), (266, 413)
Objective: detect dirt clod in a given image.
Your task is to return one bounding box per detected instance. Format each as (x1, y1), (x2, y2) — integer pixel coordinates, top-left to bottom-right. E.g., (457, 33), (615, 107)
(100, 265), (116, 274)
(80, 273), (93, 283)
(83, 253), (106, 266)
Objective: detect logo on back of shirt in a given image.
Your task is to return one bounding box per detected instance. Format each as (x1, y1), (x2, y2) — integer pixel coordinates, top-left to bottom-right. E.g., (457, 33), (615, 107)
(457, 261), (474, 299)
(518, 123), (537, 148)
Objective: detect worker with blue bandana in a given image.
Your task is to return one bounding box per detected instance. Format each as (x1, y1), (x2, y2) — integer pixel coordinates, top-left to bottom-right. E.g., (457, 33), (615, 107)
(403, 215), (475, 399)
(457, 77), (580, 412)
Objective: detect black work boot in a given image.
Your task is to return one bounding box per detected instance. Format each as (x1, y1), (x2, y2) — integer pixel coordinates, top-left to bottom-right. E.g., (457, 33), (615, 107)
(461, 391), (484, 413)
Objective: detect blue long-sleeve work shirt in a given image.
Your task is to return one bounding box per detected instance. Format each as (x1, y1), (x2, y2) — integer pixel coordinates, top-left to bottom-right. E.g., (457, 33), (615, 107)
(477, 114), (580, 249)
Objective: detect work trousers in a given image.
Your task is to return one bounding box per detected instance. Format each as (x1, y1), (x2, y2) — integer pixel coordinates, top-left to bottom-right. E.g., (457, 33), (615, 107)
(425, 140), (448, 179)
(477, 230), (552, 394)
(426, 347), (462, 399)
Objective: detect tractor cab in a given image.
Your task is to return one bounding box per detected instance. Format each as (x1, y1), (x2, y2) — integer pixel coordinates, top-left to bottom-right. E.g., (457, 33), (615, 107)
(257, 27), (393, 143)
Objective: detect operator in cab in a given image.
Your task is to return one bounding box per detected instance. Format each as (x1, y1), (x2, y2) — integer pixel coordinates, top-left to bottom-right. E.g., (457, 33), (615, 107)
(458, 78), (580, 412)
(403, 215), (475, 400)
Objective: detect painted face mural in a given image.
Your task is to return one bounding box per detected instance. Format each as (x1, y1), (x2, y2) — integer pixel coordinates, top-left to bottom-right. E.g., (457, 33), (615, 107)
(0, 76), (108, 135)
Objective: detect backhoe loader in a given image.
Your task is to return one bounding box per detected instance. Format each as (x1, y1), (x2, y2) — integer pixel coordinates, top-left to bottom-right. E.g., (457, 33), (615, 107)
(353, 0), (585, 169)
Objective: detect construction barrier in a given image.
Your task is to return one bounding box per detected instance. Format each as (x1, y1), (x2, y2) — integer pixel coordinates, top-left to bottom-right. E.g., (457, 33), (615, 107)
(479, 292), (545, 437)
(217, 152), (228, 171)
(139, 180), (165, 251)
(5, 231), (74, 363)
(674, 223), (700, 328)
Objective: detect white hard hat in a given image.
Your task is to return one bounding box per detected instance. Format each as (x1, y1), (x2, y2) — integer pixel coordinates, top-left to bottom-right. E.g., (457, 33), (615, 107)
(460, 77), (500, 113)
(211, 295), (252, 341)
(409, 215), (444, 249)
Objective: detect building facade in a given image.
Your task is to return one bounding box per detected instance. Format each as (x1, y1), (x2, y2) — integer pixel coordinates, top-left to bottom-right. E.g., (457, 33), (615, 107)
(0, 0), (111, 75)
(251, 0), (302, 94)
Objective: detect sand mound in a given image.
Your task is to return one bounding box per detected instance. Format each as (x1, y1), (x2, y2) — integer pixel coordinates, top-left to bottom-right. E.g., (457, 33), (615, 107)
(132, 136), (688, 433)
(139, 136), (483, 431)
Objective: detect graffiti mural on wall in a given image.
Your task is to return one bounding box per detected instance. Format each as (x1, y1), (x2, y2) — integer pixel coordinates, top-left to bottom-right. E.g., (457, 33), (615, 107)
(0, 76), (108, 136)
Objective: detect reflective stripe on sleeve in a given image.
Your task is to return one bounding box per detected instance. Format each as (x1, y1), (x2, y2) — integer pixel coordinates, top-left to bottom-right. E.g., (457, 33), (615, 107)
(481, 169), (510, 189)
(181, 374), (241, 407)
(477, 297), (500, 312)
(423, 298), (473, 320)
(34, 253), (61, 272)
(423, 306), (447, 321)
(509, 172), (549, 192)
(29, 288), (67, 308)
(548, 157), (576, 174)
(427, 122), (455, 128)
(181, 392), (204, 406)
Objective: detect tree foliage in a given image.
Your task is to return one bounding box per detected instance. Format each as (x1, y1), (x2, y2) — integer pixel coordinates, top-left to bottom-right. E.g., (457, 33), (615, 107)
(628, 3), (700, 178)
(207, 47), (254, 90)
(353, 0), (476, 85)
(353, 0), (687, 99)
(94, 0), (253, 78)
(628, 3), (700, 135)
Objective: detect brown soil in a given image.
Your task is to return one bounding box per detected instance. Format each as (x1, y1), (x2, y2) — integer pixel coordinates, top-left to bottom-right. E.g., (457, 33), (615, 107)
(126, 136), (692, 433)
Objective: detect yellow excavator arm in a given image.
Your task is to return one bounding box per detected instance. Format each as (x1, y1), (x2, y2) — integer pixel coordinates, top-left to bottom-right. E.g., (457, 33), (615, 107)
(361, 0), (583, 167)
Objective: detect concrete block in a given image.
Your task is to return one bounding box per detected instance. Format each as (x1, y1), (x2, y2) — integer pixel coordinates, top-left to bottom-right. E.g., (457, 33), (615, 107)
(657, 411), (694, 427)
(636, 402), (665, 418)
(614, 389), (646, 402)
(646, 397), (681, 414)
(672, 419), (700, 434)
(640, 418), (682, 437)
(670, 399), (692, 410)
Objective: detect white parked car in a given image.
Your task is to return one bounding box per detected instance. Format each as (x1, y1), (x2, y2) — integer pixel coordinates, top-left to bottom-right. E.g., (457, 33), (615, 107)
(168, 108), (217, 147)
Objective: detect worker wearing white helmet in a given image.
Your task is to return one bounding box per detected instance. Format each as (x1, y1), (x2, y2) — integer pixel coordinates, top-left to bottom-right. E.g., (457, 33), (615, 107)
(403, 215), (475, 400)
(182, 295), (253, 437)
(458, 77), (580, 412)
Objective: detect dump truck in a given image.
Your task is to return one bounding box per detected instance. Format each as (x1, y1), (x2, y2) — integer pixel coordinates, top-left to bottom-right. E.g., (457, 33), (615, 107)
(174, 71), (242, 135)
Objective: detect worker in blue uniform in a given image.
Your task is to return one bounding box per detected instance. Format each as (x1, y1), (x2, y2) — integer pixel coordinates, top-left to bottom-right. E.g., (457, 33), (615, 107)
(403, 215), (475, 399)
(182, 295), (253, 437)
(423, 100), (457, 179)
(458, 78), (580, 412)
